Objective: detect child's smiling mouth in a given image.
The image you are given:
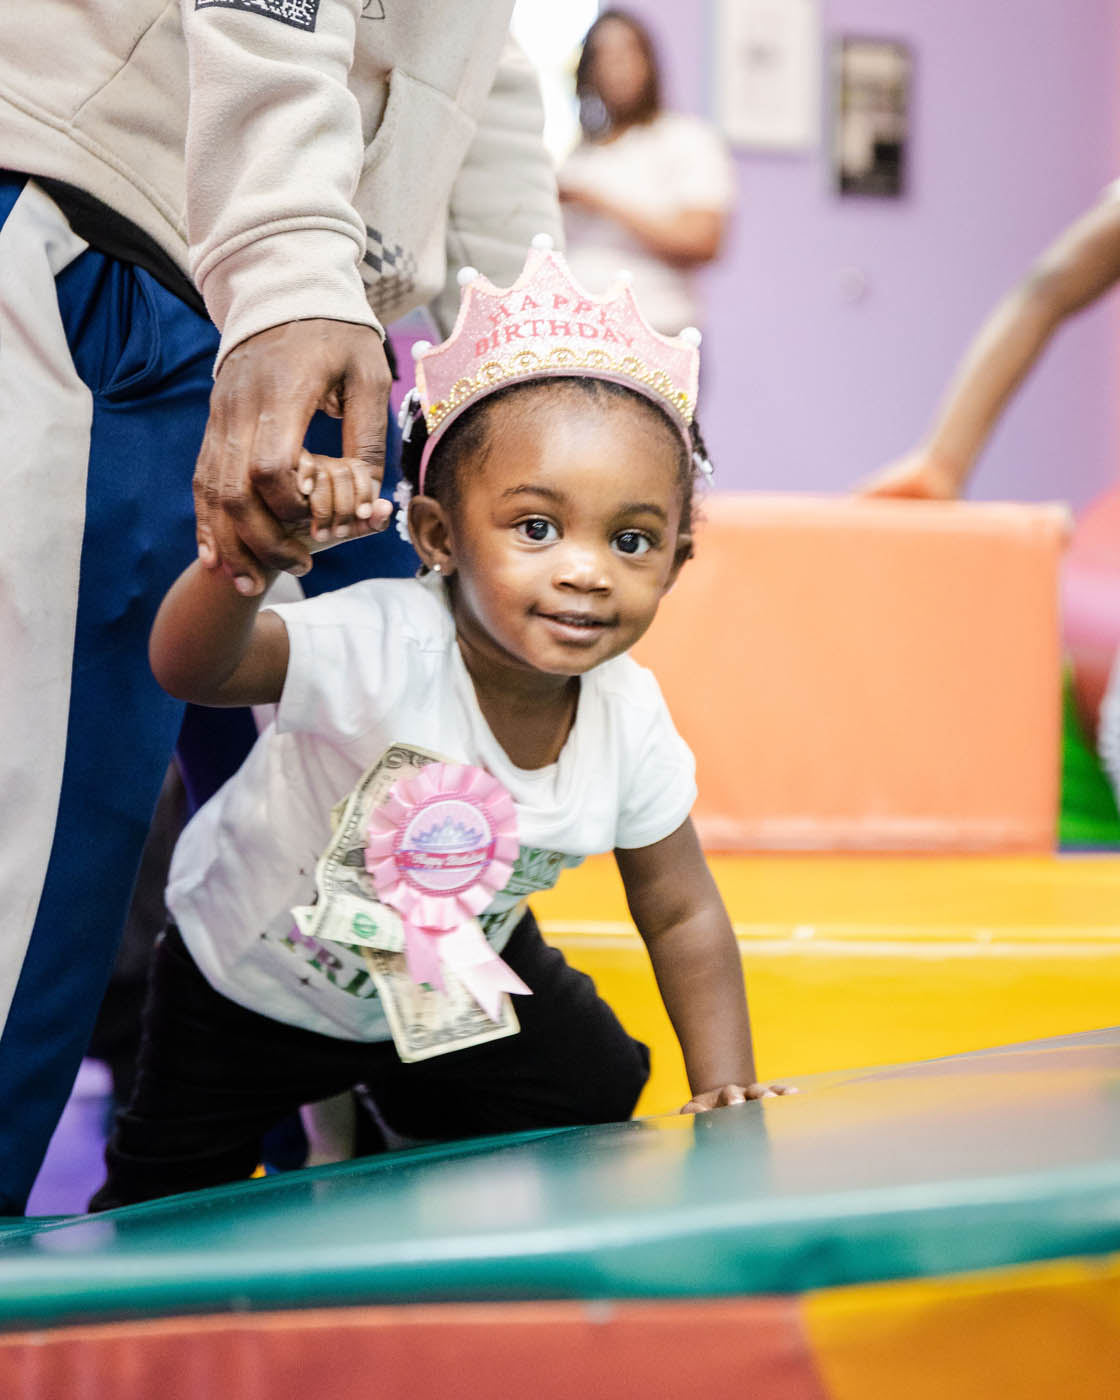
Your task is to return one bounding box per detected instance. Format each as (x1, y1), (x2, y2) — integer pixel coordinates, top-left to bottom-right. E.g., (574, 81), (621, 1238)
(535, 609), (617, 642)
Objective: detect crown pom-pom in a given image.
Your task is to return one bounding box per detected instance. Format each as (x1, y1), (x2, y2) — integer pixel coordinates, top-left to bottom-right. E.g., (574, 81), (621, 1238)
(457, 266), (480, 287)
(411, 340), (432, 361)
(530, 232), (555, 251)
(679, 326), (702, 348)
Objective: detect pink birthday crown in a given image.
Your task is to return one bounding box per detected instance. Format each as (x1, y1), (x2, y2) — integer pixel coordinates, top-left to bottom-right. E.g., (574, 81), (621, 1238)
(413, 235), (701, 489)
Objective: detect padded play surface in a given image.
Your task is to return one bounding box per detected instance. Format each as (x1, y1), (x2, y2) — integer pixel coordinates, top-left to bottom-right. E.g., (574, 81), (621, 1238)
(2, 1028), (1119, 1331)
(539, 852), (1120, 1112)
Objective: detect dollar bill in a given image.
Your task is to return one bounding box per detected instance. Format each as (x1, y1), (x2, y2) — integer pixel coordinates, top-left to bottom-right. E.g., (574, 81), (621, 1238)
(293, 742), (449, 952)
(362, 947), (520, 1062)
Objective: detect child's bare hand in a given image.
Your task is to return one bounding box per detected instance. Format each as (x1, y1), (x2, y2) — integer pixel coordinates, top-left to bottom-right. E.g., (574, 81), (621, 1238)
(680, 1082), (797, 1113)
(855, 449), (963, 501)
(298, 450), (393, 551)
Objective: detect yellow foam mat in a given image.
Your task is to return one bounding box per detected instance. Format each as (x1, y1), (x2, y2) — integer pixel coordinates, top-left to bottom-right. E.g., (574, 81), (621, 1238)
(533, 854), (1120, 1113)
(805, 1252), (1120, 1399)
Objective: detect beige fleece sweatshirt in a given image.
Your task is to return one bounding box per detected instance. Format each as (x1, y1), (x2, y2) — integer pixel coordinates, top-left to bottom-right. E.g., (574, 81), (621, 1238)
(0, 0), (561, 367)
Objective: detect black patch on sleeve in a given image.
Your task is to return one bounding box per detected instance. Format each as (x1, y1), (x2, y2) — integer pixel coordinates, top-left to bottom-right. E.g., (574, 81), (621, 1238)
(195, 0), (320, 33)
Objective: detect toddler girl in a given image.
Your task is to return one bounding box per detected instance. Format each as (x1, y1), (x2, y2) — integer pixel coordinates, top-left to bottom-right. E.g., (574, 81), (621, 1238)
(92, 238), (789, 1208)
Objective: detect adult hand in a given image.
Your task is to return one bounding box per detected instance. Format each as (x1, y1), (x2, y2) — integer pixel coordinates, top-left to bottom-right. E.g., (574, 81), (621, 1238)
(681, 1082), (797, 1113)
(856, 448), (964, 501)
(194, 319), (392, 595)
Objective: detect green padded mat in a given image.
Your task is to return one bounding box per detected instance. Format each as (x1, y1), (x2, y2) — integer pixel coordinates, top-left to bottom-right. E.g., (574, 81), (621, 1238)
(1060, 673), (1120, 847)
(1, 1028), (1118, 1329)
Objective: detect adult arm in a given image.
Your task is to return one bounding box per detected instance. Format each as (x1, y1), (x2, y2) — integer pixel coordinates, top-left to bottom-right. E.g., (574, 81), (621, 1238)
(861, 192), (1120, 499)
(429, 37), (564, 334)
(559, 187), (725, 267)
(180, 0), (390, 590)
(616, 819), (791, 1110)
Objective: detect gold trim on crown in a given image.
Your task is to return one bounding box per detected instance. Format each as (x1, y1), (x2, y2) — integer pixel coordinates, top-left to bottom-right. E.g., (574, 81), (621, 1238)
(424, 348), (694, 434)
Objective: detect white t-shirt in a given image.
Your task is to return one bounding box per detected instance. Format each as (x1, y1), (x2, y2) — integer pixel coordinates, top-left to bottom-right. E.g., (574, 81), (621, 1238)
(167, 576), (696, 1042)
(560, 112), (735, 335)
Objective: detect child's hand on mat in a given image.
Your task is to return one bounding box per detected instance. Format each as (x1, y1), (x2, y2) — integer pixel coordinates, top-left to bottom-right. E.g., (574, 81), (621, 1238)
(297, 450), (394, 552)
(681, 1082), (797, 1113)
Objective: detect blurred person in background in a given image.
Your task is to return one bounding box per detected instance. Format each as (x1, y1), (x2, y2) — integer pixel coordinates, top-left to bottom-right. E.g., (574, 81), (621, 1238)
(558, 9), (734, 337)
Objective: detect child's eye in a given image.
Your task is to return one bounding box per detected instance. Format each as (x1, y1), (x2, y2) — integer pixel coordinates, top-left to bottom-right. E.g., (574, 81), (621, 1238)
(612, 530), (653, 556)
(516, 518), (558, 543)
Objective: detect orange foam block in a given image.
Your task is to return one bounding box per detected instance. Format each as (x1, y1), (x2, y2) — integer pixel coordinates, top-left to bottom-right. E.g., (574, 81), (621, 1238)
(632, 494), (1068, 852)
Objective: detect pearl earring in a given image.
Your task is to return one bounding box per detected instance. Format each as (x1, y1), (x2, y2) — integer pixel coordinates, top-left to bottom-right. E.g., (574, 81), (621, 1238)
(431, 563), (442, 574)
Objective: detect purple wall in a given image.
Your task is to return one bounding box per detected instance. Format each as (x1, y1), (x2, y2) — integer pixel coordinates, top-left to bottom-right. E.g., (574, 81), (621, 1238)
(628, 0), (1120, 508)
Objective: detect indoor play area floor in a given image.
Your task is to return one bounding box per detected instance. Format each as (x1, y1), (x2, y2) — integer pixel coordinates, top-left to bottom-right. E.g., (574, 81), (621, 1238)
(10, 851), (1120, 1398)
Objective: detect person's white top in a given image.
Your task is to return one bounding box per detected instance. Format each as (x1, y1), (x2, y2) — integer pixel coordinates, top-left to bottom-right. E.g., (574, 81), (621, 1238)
(560, 112), (735, 335)
(167, 576), (696, 1042)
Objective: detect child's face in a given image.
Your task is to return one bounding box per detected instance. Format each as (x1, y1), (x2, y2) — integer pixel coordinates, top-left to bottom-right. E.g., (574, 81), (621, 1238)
(443, 392), (685, 679)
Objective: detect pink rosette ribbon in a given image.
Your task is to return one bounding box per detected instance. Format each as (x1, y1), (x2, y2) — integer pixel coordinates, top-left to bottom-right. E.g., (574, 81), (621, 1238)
(364, 763), (531, 1019)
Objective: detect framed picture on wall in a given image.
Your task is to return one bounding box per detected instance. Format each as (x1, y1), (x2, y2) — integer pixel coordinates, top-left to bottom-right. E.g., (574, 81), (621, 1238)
(831, 37), (912, 197)
(715, 0), (820, 151)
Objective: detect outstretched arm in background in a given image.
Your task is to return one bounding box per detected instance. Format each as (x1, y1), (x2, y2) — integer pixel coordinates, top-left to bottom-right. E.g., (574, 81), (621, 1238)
(616, 819), (794, 1112)
(860, 191), (1120, 500)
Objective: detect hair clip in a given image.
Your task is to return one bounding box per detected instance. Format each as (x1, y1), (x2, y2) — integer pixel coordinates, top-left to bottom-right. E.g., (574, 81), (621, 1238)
(692, 450), (714, 480)
(392, 477), (414, 544)
(396, 387), (421, 442)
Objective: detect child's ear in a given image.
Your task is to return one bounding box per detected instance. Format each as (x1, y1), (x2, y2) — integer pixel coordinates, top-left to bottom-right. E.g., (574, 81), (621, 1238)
(664, 533), (694, 592)
(408, 494), (457, 576)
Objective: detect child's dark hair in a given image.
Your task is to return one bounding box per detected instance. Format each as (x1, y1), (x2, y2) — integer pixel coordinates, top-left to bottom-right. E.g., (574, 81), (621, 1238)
(399, 376), (709, 546)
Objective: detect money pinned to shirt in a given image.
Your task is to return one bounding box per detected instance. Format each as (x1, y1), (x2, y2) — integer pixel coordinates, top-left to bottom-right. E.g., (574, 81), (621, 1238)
(291, 741), (524, 1057)
(291, 742), (446, 953)
(362, 947), (521, 1062)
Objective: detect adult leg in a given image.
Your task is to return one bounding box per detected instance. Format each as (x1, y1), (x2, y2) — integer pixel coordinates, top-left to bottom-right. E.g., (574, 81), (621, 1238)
(91, 927), (369, 1209)
(367, 911), (650, 1142)
(0, 181), (217, 1212)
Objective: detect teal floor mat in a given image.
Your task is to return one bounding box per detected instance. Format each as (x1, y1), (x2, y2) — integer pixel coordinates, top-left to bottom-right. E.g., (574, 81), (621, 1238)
(2, 1028), (1119, 1329)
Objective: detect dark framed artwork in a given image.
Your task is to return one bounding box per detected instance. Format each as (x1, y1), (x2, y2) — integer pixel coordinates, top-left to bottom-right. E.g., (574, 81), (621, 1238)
(832, 37), (912, 197)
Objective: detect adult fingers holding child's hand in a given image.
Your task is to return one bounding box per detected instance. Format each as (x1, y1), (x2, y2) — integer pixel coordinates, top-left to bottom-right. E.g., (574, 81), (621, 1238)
(681, 1082), (798, 1114)
(194, 411), (312, 590)
(194, 319), (392, 591)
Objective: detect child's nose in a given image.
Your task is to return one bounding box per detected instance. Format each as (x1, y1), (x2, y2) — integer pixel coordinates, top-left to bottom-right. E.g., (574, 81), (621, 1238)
(554, 543), (611, 592)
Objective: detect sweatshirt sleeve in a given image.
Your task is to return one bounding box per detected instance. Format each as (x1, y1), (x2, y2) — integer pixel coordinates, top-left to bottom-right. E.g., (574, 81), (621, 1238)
(180, 0), (380, 370)
(430, 37), (563, 335)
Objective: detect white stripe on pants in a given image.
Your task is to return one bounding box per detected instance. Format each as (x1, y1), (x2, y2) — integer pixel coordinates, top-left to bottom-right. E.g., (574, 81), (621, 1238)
(0, 183), (91, 1030)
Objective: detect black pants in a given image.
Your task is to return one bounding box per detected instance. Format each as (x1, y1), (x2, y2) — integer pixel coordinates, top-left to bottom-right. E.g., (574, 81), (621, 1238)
(90, 913), (649, 1209)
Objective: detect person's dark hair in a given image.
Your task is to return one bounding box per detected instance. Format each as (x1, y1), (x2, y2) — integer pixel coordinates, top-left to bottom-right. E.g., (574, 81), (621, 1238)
(399, 376), (708, 552)
(576, 9), (662, 138)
